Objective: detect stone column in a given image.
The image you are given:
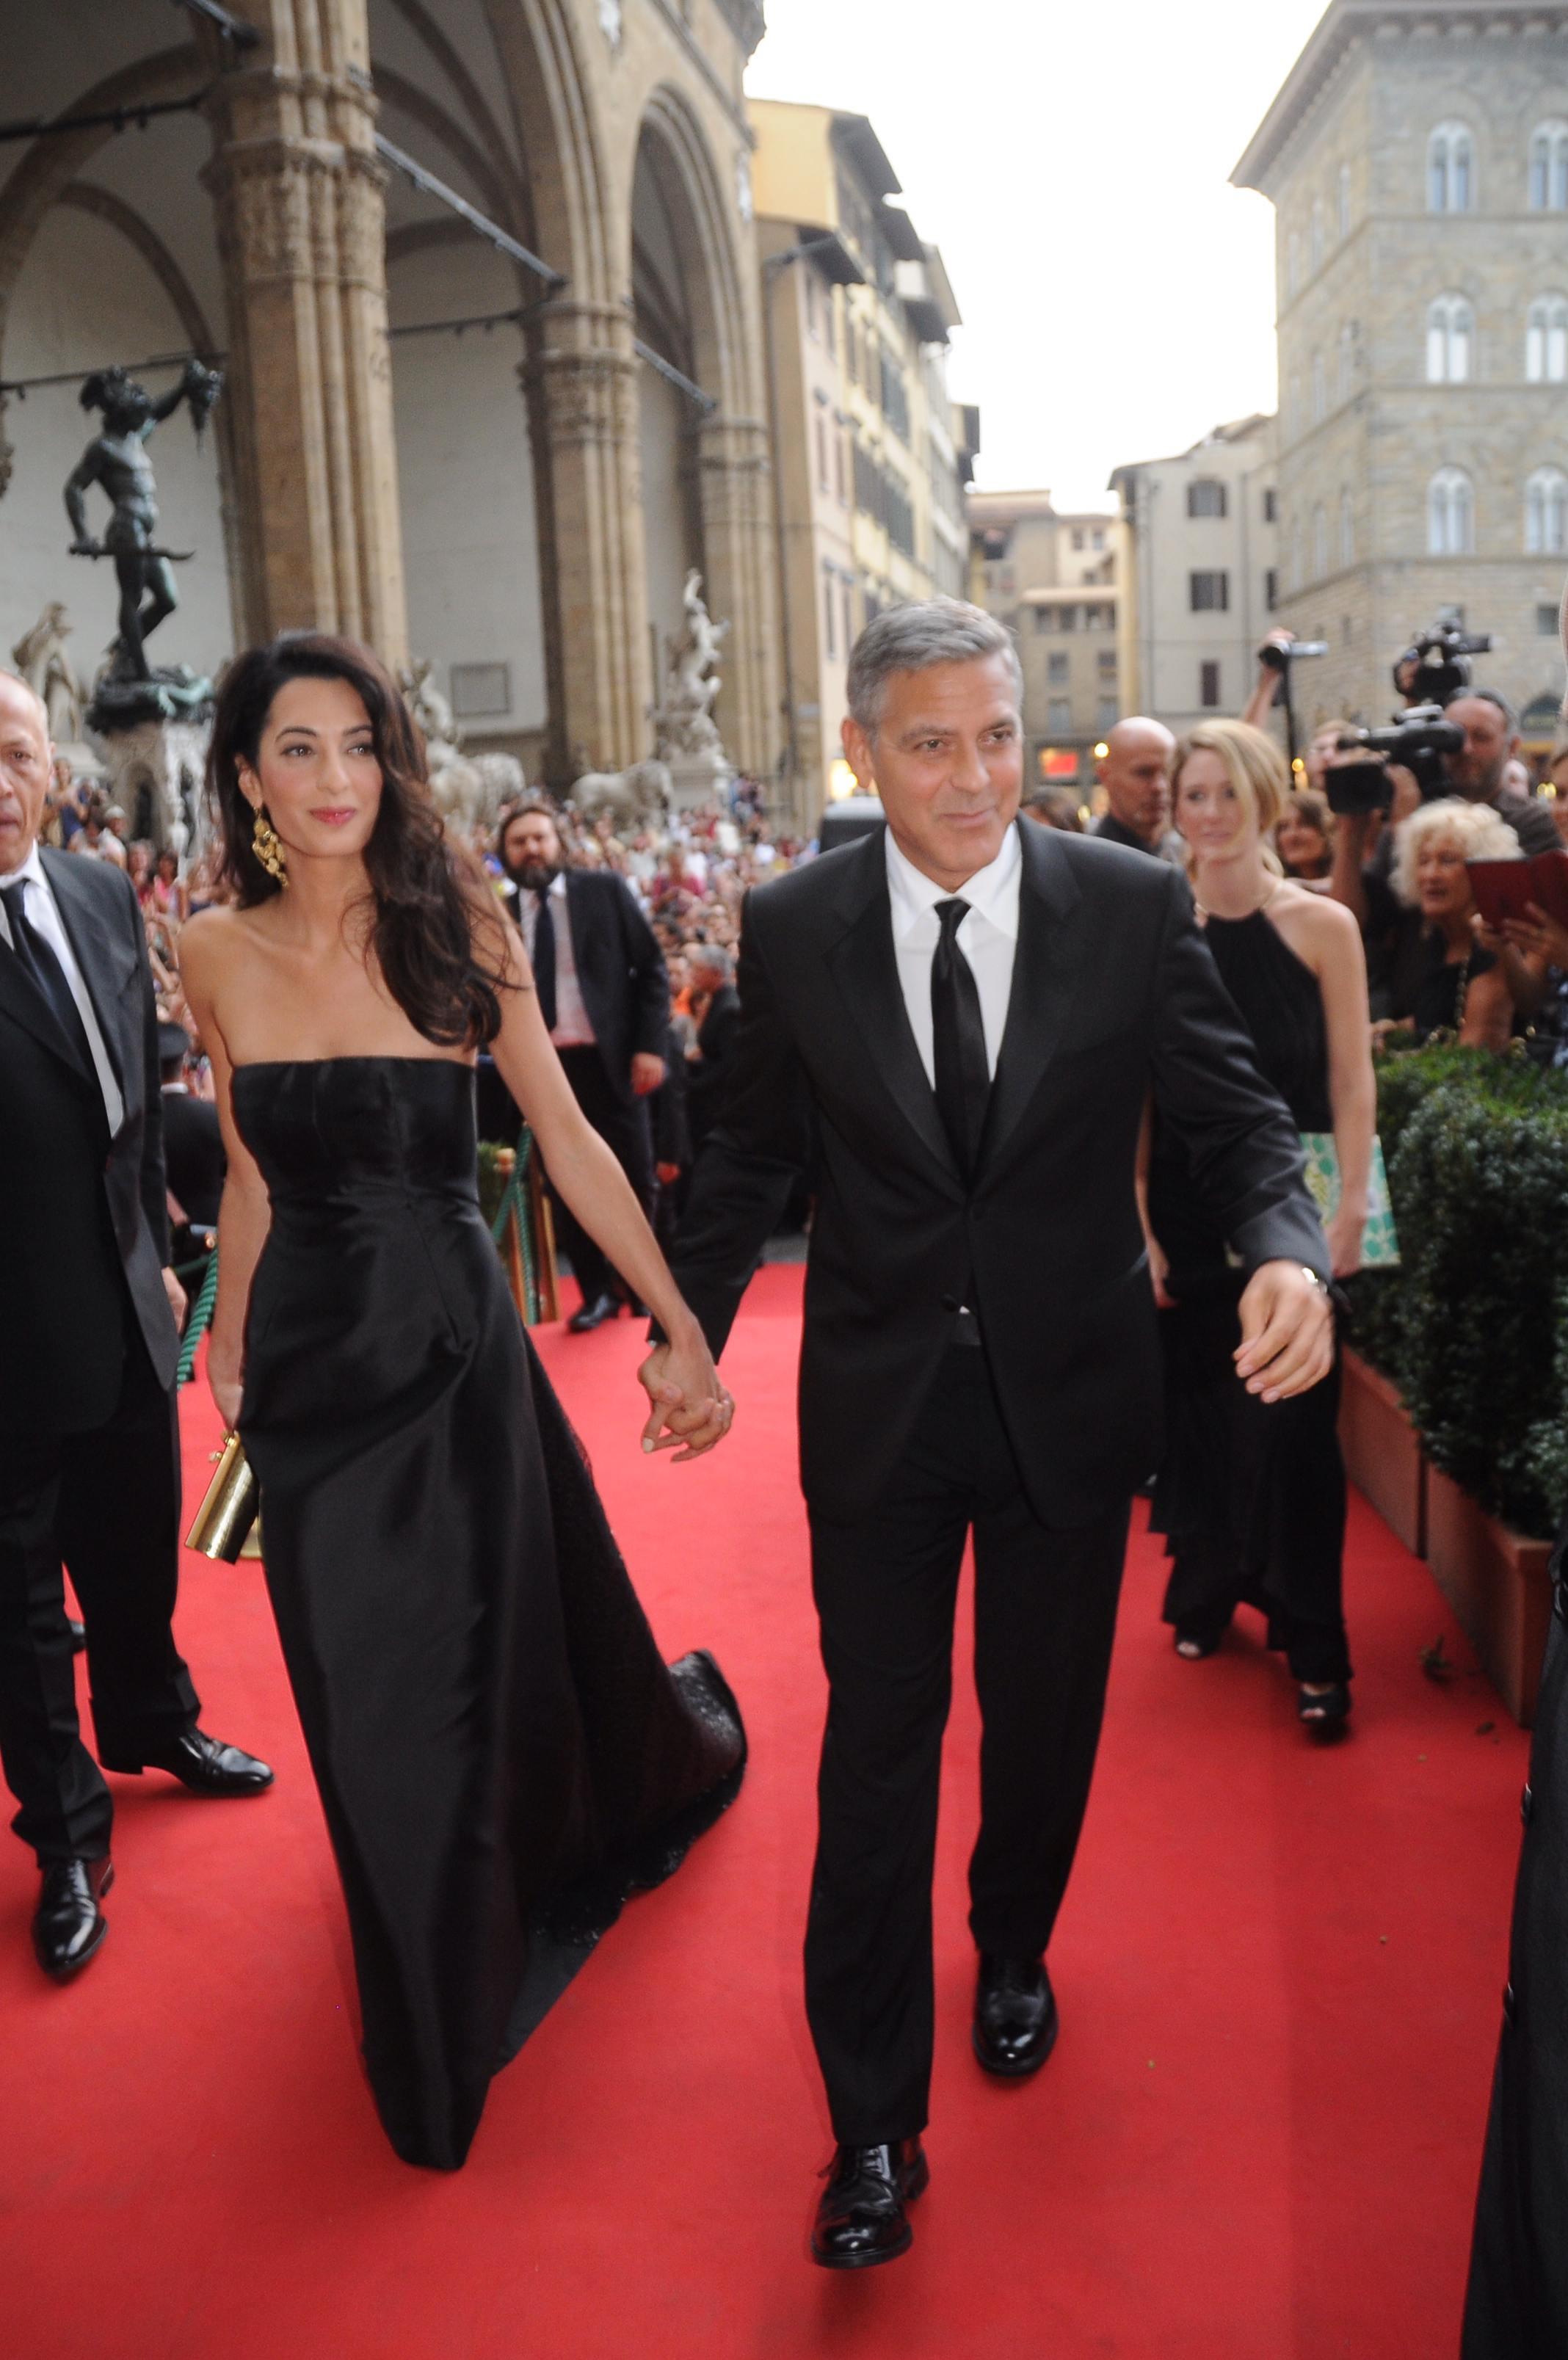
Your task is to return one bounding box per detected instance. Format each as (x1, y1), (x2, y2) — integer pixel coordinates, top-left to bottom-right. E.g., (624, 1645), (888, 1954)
(201, 0), (407, 664)
(520, 297), (651, 787)
(696, 410), (779, 783)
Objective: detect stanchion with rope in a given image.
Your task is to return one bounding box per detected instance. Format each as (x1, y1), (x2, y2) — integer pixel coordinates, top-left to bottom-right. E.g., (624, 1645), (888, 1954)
(490, 1127), (559, 1325)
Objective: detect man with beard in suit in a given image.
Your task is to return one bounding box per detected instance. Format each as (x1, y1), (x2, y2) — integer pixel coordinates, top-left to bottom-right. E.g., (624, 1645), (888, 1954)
(0, 671), (271, 1983)
(498, 803), (670, 1331)
(651, 599), (1331, 2268)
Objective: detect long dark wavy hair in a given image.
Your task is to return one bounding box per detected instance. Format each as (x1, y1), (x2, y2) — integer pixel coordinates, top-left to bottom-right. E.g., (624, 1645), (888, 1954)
(207, 633), (509, 1047)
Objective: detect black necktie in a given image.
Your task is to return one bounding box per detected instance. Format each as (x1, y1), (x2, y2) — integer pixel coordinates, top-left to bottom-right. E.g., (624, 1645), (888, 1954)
(531, 888), (558, 1033)
(1, 879), (95, 1075)
(931, 898), (990, 1181)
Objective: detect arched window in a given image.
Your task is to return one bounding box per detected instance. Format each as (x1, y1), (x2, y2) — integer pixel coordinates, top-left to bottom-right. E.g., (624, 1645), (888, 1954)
(1313, 505), (1329, 578)
(1525, 467), (1568, 555)
(1429, 122), (1474, 213)
(1312, 350), (1326, 421)
(1340, 488), (1356, 569)
(1426, 293), (1474, 382)
(1526, 295), (1568, 382)
(1310, 197), (1325, 275)
(1338, 160), (1352, 240)
(1429, 467), (1474, 556)
(1338, 320), (1357, 402)
(1529, 120), (1568, 211)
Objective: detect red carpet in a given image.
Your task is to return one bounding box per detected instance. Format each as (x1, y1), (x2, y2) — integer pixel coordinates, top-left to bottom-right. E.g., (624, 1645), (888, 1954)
(0, 1265), (1528, 2357)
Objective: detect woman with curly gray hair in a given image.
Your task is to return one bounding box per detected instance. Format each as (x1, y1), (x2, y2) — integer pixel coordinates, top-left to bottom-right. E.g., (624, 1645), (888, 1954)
(1376, 797), (1522, 1050)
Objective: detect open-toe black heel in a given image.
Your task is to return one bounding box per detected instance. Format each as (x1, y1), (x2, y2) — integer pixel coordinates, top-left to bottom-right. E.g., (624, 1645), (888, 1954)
(1298, 1681), (1351, 1735)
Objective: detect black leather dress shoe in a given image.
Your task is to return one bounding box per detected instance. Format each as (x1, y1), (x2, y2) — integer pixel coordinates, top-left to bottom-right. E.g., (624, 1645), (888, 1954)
(67, 1616), (86, 1654)
(810, 2138), (928, 2270)
(101, 1727), (274, 1796)
(567, 1293), (620, 1332)
(34, 1857), (113, 1980)
(973, 1953), (1059, 2077)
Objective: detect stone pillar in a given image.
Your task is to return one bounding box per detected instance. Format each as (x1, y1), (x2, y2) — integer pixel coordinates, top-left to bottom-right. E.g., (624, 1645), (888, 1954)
(697, 410), (779, 783)
(201, 0), (407, 664)
(521, 297), (651, 787)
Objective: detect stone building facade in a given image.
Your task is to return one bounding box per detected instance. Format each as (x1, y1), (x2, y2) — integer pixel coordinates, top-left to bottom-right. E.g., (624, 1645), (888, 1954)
(1235, 0), (1568, 752)
(967, 490), (1119, 796)
(1109, 415), (1280, 736)
(0, 0), (777, 794)
(749, 99), (977, 816)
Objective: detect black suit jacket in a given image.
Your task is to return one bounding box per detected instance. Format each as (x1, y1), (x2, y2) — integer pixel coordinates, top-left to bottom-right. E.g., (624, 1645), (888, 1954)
(0, 849), (178, 1433)
(671, 821), (1328, 1528)
(686, 982), (742, 1147)
(161, 1089), (226, 1229)
(504, 870), (668, 1102)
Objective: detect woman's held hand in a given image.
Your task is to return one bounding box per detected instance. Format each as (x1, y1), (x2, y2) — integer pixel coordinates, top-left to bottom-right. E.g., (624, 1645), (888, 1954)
(637, 1333), (734, 1462)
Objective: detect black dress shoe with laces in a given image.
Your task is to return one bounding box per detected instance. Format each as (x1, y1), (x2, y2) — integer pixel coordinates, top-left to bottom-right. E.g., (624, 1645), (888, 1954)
(34, 1856), (113, 1981)
(973, 1953), (1059, 2078)
(567, 1292), (620, 1333)
(100, 1727), (274, 1796)
(810, 2138), (929, 2270)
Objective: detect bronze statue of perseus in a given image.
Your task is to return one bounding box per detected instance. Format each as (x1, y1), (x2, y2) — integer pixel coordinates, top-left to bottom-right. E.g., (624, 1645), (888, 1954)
(64, 360), (222, 682)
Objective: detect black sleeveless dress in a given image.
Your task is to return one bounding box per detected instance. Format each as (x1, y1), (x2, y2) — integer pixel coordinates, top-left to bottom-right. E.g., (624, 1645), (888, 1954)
(1147, 910), (1351, 1686)
(231, 1056), (745, 2171)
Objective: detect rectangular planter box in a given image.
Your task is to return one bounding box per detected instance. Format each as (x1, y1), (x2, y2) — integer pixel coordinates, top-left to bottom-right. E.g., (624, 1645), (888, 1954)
(1424, 1465), (1554, 1727)
(1339, 1347), (1426, 1557)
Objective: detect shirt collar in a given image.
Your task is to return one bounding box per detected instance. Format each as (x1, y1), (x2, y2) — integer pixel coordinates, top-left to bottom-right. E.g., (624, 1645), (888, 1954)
(885, 818), (1021, 942)
(1, 843), (47, 899)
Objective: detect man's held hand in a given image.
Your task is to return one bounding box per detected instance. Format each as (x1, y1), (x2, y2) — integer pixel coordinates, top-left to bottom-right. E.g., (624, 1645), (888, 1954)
(1235, 1259), (1333, 1403)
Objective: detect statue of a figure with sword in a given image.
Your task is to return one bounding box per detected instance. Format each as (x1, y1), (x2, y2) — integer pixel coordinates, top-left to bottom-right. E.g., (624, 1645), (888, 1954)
(64, 360), (222, 693)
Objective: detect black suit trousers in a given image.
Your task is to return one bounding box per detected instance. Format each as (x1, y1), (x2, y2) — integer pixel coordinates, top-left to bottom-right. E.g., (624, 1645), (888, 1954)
(805, 1344), (1130, 2145)
(551, 1045), (653, 1305)
(0, 1321), (199, 1862)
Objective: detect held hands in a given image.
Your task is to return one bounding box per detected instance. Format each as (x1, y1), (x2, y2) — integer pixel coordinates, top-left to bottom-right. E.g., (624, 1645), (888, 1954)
(638, 1331), (735, 1462)
(1235, 1260), (1334, 1403)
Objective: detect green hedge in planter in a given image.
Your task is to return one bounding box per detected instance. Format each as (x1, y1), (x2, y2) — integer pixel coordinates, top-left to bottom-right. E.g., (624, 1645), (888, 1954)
(1344, 1048), (1568, 1537)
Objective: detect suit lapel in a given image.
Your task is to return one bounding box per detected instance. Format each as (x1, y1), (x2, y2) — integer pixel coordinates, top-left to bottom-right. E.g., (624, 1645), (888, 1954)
(980, 821), (1086, 1173)
(42, 847), (131, 1090)
(823, 835), (962, 1190)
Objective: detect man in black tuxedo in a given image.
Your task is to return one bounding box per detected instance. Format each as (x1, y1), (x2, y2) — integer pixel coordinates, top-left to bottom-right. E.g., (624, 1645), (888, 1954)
(683, 941), (742, 1155)
(498, 803), (669, 1331)
(656, 600), (1332, 2268)
(0, 672), (271, 1983)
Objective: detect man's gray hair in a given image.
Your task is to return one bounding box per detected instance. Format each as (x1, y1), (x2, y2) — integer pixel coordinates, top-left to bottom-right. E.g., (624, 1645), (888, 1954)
(689, 941), (733, 981)
(846, 598), (1023, 736)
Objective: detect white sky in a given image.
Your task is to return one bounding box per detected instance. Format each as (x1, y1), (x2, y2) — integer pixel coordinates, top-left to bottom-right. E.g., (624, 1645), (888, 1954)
(747, 0), (1333, 510)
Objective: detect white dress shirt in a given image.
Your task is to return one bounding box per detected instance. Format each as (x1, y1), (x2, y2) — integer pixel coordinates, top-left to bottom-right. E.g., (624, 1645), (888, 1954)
(517, 869), (597, 1048)
(885, 821), (1021, 1088)
(0, 843), (125, 1133)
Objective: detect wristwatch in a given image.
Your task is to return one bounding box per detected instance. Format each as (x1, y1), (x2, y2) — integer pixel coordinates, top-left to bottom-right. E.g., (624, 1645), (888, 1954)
(1302, 1266), (1330, 1294)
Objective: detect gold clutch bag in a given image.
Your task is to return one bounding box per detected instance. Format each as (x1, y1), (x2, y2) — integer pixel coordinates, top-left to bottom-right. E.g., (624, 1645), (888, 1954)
(185, 1431), (261, 1562)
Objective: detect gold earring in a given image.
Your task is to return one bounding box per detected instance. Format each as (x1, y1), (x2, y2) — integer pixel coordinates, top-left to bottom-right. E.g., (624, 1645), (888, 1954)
(252, 804), (288, 887)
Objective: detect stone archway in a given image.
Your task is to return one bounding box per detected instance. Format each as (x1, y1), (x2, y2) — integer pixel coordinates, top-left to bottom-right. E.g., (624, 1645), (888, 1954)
(630, 85), (776, 778)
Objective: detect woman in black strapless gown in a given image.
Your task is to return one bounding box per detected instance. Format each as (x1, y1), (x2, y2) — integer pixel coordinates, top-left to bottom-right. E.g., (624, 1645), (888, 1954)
(181, 639), (744, 2170)
(1141, 719), (1376, 1730)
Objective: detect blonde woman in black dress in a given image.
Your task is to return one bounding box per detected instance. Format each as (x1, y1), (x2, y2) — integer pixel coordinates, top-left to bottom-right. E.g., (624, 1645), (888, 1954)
(1139, 719), (1375, 1730)
(180, 634), (744, 2170)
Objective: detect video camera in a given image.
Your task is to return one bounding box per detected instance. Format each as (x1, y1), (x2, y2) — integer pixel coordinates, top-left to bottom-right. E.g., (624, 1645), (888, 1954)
(1324, 617), (1494, 814)
(1393, 620), (1493, 709)
(1327, 708), (1465, 815)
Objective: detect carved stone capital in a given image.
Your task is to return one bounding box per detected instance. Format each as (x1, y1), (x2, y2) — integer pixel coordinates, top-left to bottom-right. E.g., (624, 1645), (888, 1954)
(203, 137), (345, 285)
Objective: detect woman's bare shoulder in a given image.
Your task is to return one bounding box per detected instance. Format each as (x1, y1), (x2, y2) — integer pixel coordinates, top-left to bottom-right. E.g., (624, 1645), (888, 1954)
(178, 901), (272, 980)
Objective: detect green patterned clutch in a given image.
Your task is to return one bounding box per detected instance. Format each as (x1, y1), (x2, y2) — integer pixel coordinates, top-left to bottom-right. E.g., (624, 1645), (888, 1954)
(1298, 1131), (1401, 1269)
